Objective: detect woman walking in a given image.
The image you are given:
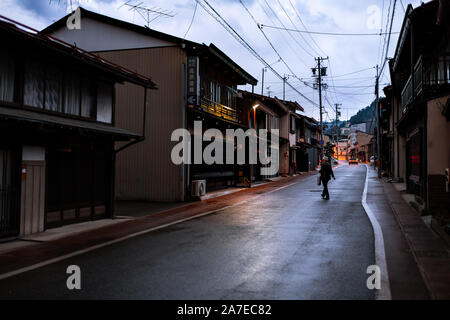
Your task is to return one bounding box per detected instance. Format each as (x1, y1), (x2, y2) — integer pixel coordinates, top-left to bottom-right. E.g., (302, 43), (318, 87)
(319, 156), (335, 200)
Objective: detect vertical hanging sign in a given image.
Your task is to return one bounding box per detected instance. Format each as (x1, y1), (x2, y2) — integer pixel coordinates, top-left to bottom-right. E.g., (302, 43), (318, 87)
(187, 56), (200, 107)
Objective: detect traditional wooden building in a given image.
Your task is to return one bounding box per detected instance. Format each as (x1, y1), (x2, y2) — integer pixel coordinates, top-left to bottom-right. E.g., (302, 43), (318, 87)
(291, 115), (321, 172)
(348, 131), (373, 163)
(236, 90), (305, 180)
(42, 7), (257, 200)
(387, 0), (450, 222)
(0, 16), (156, 237)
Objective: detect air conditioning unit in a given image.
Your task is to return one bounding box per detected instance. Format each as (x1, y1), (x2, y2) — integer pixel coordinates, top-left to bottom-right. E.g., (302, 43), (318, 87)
(191, 180), (206, 197)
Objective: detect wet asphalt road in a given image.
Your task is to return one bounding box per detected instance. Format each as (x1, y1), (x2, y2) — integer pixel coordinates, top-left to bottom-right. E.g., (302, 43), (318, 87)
(0, 165), (375, 299)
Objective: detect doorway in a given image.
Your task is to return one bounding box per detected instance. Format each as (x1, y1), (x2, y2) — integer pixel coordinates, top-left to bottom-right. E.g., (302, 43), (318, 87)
(0, 148), (20, 238)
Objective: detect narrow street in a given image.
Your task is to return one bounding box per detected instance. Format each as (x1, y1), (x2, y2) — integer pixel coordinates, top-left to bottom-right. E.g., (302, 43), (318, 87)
(0, 166), (376, 299)
(2, 0), (450, 307)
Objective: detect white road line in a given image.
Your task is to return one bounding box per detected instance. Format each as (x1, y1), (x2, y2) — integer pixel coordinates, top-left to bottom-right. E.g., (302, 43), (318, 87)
(361, 165), (392, 300)
(0, 179), (303, 281)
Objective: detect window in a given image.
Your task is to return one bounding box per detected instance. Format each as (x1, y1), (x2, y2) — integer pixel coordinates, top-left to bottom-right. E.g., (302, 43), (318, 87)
(24, 59), (44, 108)
(64, 74), (81, 116)
(81, 79), (96, 118)
(227, 88), (232, 107)
(266, 114), (271, 130)
(0, 49), (15, 102)
(215, 84), (221, 104)
(429, 65), (437, 85)
(45, 65), (62, 112)
(97, 81), (113, 123)
(437, 58), (446, 84)
(446, 56), (450, 84)
(210, 81), (215, 101)
(273, 117), (279, 130)
(290, 115), (296, 133)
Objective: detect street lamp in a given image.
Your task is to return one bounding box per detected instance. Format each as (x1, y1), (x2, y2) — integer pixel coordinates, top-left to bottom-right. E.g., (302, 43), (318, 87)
(252, 104), (259, 129)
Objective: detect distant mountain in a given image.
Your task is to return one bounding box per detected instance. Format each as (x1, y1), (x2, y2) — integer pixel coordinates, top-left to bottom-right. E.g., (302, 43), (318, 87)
(323, 120), (345, 127)
(323, 99), (380, 135)
(349, 99), (377, 125)
(323, 120), (345, 135)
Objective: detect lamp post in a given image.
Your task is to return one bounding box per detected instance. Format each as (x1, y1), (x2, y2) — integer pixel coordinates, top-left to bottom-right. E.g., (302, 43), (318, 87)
(249, 103), (260, 187)
(261, 59), (281, 96)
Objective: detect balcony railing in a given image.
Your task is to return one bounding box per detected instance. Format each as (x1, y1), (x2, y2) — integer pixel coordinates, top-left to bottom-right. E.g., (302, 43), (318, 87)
(401, 75), (413, 113)
(401, 54), (450, 113)
(200, 97), (238, 123)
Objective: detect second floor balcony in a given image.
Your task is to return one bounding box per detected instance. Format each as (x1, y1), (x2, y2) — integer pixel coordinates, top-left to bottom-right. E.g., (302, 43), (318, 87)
(200, 96), (238, 123)
(401, 54), (450, 113)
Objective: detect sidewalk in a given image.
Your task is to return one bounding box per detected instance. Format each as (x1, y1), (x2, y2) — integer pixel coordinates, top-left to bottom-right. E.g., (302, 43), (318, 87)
(0, 171), (316, 278)
(366, 166), (450, 299)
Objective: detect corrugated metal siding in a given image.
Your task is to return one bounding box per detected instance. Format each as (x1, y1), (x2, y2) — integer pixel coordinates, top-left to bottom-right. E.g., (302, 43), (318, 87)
(20, 161), (45, 235)
(98, 47), (185, 201)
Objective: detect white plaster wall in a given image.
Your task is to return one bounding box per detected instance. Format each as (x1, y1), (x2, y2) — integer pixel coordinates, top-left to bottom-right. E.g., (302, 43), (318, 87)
(427, 97), (450, 175)
(51, 17), (175, 52)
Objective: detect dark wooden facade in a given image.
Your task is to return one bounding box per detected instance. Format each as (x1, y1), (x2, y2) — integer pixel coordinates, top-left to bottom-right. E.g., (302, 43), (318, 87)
(0, 17), (154, 237)
(387, 0), (450, 221)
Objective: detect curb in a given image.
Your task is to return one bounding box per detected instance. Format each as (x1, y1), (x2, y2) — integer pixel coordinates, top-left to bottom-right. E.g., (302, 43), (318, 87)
(361, 165), (392, 300)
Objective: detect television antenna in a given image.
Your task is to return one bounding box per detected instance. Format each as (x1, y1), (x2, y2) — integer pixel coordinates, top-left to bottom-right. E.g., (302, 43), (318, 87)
(119, 1), (176, 27)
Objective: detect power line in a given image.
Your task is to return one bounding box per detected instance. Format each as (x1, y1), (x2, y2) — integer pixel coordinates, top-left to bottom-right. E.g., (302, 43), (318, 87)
(326, 59), (339, 109)
(332, 66), (377, 78)
(239, 0), (298, 78)
(324, 94), (337, 115)
(400, 0), (406, 13)
(195, 0), (319, 108)
(287, 0), (327, 57)
(379, 0), (392, 68)
(274, 0), (320, 57)
(329, 76), (376, 81)
(325, 84), (377, 89)
(260, 24), (399, 36)
(256, 0), (309, 69)
(326, 89), (375, 96)
(183, 1), (198, 38)
(380, 0), (397, 75)
(265, 75), (376, 83)
(262, 0), (314, 58)
(376, 0), (385, 78)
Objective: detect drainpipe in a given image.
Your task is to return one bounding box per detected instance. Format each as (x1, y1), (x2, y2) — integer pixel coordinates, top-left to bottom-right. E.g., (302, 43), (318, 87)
(181, 63), (187, 201)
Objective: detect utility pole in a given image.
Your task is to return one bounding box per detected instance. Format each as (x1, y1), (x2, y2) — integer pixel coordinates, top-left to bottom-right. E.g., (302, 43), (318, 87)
(283, 74), (286, 100)
(261, 59), (281, 97)
(334, 103), (341, 143)
(334, 103), (341, 160)
(261, 67), (265, 95)
(313, 57), (328, 158)
(375, 64), (381, 178)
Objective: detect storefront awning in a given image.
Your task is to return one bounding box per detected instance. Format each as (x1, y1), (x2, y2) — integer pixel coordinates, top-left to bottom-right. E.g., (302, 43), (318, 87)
(0, 106), (139, 140)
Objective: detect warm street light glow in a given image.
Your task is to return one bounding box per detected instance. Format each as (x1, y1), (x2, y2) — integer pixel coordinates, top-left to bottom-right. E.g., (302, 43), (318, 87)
(253, 104), (259, 110)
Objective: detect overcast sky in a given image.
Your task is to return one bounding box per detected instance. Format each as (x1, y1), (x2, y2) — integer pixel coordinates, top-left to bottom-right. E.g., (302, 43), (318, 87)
(0, 0), (428, 121)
